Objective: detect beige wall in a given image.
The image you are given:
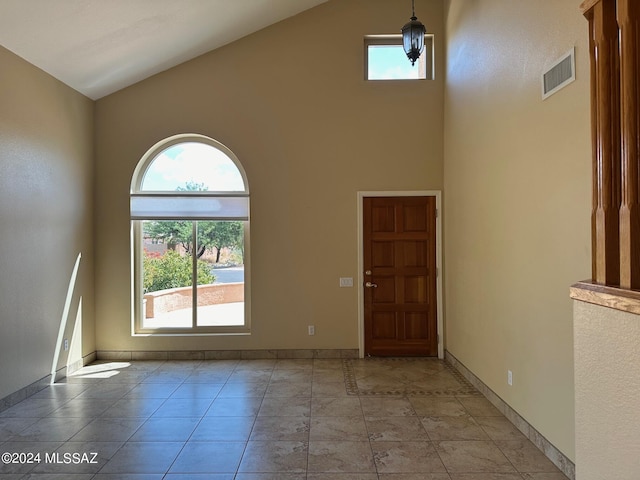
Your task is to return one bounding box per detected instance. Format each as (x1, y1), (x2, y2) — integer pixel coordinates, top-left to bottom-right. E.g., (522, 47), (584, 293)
(444, 0), (591, 460)
(94, 0), (445, 352)
(574, 300), (640, 479)
(0, 0), (609, 469)
(0, 46), (95, 399)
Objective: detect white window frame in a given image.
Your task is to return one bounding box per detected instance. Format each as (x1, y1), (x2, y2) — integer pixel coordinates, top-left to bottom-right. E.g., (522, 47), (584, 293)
(130, 133), (251, 336)
(364, 34), (435, 81)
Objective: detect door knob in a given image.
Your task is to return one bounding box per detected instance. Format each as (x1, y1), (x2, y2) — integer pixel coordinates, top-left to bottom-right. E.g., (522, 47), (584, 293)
(365, 282), (378, 288)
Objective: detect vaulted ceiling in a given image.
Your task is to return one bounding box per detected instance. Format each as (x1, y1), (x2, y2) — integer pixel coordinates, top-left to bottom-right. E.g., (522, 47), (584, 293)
(0, 0), (328, 99)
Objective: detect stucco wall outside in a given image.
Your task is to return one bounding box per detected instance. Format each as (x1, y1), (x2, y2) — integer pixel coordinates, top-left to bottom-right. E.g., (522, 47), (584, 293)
(145, 283), (244, 318)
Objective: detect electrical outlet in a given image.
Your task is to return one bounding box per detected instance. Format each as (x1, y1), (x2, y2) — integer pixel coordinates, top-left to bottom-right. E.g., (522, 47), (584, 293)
(308, 325), (315, 336)
(64, 339), (69, 351)
(507, 370), (513, 386)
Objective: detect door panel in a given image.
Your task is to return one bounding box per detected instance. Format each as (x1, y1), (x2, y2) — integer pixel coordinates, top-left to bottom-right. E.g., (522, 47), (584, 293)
(372, 276), (396, 303)
(372, 242), (395, 267)
(403, 241), (427, 267)
(404, 312), (428, 339)
(372, 312), (397, 339)
(371, 205), (396, 232)
(404, 276), (427, 303)
(364, 196), (437, 356)
(403, 204), (428, 231)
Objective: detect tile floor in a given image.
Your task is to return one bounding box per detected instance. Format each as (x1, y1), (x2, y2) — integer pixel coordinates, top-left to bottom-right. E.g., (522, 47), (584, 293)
(0, 357), (569, 479)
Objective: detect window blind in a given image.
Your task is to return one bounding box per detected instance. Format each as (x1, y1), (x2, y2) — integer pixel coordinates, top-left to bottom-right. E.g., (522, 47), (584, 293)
(130, 194), (249, 220)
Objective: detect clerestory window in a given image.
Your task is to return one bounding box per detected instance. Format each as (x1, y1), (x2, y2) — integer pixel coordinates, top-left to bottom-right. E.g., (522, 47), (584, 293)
(364, 34), (434, 80)
(130, 134), (250, 335)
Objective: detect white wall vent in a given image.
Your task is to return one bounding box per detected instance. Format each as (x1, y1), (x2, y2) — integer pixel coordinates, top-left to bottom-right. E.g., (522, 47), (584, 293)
(542, 48), (575, 100)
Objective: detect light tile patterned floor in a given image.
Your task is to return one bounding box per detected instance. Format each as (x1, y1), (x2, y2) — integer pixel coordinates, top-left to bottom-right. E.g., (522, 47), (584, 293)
(0, 358), (569, 479)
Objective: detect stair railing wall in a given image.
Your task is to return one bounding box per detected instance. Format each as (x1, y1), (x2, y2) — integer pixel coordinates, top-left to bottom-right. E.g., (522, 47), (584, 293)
(582, 0), (640, 289)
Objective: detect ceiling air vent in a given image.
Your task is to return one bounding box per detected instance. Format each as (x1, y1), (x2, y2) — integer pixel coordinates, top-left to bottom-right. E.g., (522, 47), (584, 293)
(542, 48), (575, 100)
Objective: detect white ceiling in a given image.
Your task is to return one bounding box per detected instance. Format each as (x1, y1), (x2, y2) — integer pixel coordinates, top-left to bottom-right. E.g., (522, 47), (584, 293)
(0, 0), (328, 99)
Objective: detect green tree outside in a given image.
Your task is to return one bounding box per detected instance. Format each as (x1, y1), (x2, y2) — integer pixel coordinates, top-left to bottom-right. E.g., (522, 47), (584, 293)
(141, 181), (244, 293)
(143, 181), (244, 261)
(143, 250), (215, 293)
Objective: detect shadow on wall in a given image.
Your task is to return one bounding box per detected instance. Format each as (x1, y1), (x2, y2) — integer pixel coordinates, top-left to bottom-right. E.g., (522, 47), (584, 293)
(50, 252), (84, 383)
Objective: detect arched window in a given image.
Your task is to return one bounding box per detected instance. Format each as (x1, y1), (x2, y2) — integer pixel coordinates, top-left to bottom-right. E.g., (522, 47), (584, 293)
(130, 134), (250, 334)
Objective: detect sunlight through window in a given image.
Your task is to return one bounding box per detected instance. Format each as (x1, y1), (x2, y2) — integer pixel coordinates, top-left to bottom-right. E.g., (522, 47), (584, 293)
(131, 134), (250, 335)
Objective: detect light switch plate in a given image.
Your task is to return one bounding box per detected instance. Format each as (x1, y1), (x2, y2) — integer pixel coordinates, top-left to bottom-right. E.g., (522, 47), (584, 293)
(339, 277), (353, 287)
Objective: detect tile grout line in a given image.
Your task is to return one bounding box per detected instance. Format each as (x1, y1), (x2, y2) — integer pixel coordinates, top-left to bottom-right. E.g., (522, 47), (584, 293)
(238, 360), (272, 476)
(2, 357), (568, 478)
(357, 377), (379, 478)
(307, 359), (316, 477)
(94, 359), (169, 476)
(162, 361), (213, 477)
(445, 350), (575, 480)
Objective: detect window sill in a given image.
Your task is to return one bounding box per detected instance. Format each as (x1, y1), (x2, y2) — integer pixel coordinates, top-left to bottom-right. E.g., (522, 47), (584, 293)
(132, 329), (251, 337)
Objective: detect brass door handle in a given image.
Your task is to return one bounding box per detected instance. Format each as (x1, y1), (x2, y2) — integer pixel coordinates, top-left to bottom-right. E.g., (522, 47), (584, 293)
(365, 282), (378, 288)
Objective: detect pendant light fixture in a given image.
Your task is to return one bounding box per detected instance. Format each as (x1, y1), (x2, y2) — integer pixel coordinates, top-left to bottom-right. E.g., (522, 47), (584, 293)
(401, 0), (426, 66)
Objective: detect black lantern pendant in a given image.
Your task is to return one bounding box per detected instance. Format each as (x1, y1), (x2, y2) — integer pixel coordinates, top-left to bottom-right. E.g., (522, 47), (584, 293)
(401, 0), (426, 66)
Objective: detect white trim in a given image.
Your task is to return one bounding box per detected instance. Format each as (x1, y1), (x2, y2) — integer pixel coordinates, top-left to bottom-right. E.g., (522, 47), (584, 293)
(130, 133), (251, 336)
(357, 190), (443, 359)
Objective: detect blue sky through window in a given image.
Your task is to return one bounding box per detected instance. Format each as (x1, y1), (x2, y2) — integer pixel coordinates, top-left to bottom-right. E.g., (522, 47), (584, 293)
(368, 45), (423, 80)
(141, 142), (245, 192)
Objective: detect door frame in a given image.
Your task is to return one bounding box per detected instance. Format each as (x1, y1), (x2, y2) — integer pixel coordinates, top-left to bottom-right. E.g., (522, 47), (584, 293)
(357, 190), (443, 359)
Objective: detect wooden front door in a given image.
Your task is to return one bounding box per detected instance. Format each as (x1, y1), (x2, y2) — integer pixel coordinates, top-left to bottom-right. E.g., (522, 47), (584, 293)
(363, 196), (438, 356)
